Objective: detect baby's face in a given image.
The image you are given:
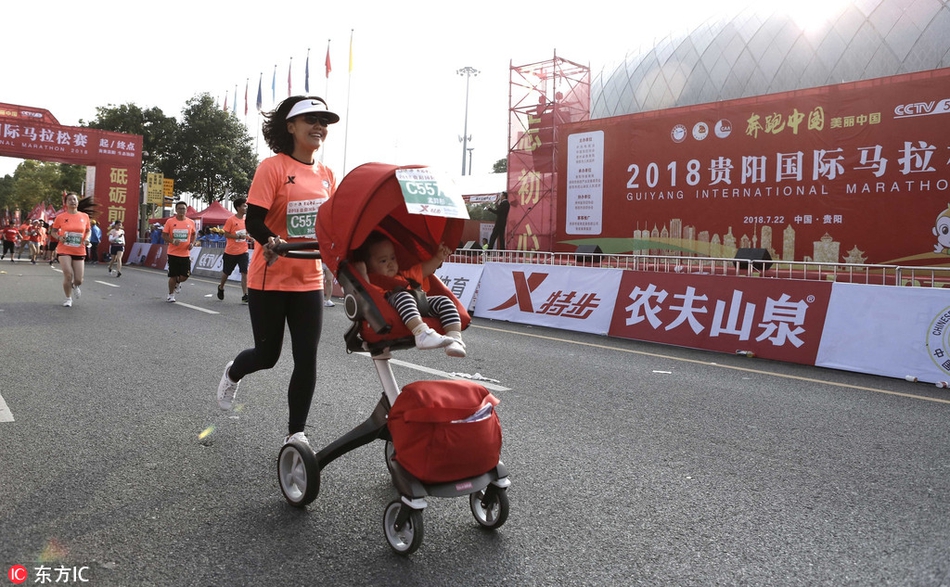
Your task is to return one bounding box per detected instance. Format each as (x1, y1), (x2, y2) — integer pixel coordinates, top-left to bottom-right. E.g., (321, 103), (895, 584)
(367, 239), (398, 277)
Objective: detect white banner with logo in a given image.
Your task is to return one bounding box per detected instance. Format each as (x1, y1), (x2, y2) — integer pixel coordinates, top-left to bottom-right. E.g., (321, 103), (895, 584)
(816, 282), (950, 384)
(473, 263), (622, 335)
(435, 262), (483, 311)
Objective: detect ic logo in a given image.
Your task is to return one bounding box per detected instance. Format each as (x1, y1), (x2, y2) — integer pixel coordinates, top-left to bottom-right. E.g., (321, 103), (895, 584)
(8, 565), (28, 584)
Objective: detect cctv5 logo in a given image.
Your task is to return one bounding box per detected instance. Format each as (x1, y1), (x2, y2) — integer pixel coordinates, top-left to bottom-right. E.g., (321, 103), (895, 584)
(489, 271), (549, 312)
(7, 565), (27, 584)
(894, 99), (950, 118)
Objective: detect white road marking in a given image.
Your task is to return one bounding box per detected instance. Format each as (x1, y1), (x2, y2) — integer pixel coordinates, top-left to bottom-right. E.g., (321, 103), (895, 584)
(173, 302), (219, 315)
(95, 280), (120, 288)
(0, 392), (13, 422)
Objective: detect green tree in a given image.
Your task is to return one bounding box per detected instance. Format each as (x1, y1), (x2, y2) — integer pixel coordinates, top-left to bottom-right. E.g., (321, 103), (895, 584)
(83, 103), (179, 177)
(492, 158), (508, 174)
(57, 164), (87, 195)
(0, 174), (15, 214)
(8, 161), (62, 214)
(171, 93), (257, 204)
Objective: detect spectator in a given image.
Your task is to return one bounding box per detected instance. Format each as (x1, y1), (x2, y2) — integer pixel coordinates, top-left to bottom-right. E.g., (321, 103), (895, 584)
(487, 191), (510, 250)
(87, 219), (102, 264)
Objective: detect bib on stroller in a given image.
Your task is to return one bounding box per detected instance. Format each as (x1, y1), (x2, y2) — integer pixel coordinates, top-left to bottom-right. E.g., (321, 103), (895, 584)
(316, 163), (471, 354)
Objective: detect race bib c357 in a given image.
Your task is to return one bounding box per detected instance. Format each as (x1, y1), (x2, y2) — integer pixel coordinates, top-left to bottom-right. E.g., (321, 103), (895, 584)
(286, 199), (320, 239)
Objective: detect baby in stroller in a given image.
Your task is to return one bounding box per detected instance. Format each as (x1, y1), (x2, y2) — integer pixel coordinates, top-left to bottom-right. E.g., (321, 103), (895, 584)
(354, 231), (466, 357)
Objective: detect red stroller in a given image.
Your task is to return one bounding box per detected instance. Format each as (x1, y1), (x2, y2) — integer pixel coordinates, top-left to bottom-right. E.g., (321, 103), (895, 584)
(275, 163), (511, 555)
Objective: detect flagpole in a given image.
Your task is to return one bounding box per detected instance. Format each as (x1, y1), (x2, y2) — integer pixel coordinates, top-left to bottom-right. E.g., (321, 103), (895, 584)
(321, 39), (330, 165)
(256, 72), (263, 157)
(343, 29), (354, 175)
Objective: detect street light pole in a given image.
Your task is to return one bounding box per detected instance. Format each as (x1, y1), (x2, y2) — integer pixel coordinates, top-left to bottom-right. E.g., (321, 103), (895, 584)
(457, 66), (479, 176)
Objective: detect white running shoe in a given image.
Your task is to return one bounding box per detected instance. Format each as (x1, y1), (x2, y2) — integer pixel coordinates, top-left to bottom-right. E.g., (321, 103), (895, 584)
(283, 431), (312, 450)
(63, 298), (72, 307)
(166, 294), (176, 303)
(414, 327), (453, 350)
(175, 282), (182, 293)
(216, 361), (240, 410)
(72, 285), (81, 300)
(324, 299), (335, 307)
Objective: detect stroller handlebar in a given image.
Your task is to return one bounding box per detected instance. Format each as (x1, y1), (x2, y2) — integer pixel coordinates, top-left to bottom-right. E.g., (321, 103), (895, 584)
(272, 240), (321, 260)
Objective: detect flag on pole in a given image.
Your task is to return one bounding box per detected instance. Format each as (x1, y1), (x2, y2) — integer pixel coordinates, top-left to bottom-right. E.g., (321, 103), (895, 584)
(325, 41), (331, 78)
(244, 79), (249, 116)
(287, 57), (293, 97)
(305, 49), (310, 93)
(223, 91), (229, 112)
(348, 29), (354, 72)
(256, 73), (263, 112)
(271, 65), (276, 103)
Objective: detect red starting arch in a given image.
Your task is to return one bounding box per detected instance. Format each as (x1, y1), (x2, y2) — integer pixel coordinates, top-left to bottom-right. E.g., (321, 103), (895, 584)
(0, 102), (143, 243)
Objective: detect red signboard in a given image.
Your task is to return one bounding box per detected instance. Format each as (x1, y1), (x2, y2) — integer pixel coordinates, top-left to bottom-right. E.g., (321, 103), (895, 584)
(558, 68), (950, 267)
(607, 272), (833, 365)
(0, 102), (143, 246)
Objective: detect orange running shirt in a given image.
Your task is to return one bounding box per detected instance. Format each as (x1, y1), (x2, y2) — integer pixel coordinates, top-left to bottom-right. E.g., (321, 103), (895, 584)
(163, 217), (197, 258)
(222, 214), (249, 255)
(247, 154), (336, 292)
(51, 212), (91, 256)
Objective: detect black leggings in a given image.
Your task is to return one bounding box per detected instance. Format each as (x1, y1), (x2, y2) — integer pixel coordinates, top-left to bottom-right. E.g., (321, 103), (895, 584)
(228, 288), (324, 434)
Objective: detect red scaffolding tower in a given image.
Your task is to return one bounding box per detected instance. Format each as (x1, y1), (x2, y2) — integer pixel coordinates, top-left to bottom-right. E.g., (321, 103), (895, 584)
(506, 53), (590, 252)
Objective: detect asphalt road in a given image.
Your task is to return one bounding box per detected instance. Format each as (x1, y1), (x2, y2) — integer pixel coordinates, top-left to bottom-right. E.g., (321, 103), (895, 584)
(1, 258), (949, 586)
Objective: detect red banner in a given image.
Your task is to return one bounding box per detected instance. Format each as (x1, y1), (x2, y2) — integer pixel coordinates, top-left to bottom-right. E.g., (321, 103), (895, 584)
(558, 68), (950, 267)
(0, 103), (142, 245)
(607, 272), (833, 365)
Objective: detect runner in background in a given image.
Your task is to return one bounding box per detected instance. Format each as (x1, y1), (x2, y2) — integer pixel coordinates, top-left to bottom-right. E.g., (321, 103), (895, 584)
(217, 197), (250, 303)
(50, 193), (91, 308)
(107, 220), (126, 277)
(162, 201), (197, 302)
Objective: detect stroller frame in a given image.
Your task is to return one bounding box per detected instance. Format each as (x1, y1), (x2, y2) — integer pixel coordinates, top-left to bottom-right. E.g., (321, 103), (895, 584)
(276, 260), (511, 555)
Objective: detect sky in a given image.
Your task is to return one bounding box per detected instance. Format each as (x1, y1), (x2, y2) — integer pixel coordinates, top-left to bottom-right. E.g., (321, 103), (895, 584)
(0, 0), (844, 187)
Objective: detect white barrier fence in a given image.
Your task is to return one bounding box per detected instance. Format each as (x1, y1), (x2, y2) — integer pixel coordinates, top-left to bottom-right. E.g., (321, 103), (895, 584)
(129, 243), (950, 386)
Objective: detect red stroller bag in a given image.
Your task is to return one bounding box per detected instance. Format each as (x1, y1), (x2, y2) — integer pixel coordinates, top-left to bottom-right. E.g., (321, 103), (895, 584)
(389, 379), (502, 483)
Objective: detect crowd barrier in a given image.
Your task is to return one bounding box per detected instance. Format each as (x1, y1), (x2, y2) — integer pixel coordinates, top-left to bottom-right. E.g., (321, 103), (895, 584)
(128, 243), (950, 386)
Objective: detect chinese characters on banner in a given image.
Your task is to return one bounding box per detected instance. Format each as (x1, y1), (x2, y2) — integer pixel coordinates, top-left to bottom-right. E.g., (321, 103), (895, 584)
(558, 68), (950, 266)
(608, 271), (831, 365)
(472, 262), (831, 363)
(0, 103), (143, 244)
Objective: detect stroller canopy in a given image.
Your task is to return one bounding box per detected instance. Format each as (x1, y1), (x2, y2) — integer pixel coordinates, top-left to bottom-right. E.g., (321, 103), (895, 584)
(317, 163), (465, 275)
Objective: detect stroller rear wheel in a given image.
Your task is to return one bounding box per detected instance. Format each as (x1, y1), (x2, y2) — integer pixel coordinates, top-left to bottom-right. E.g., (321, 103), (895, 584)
(277, 441), (320, 507)
(383, 500), (424, 555)
(470, 486), (509, 529)
(384, 440), (395, 475)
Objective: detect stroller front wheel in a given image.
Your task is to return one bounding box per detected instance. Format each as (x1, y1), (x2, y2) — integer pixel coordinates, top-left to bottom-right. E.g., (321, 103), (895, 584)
(278, 441), (320, 507)
(470, 486), (509, 529)
(383, 500), (424, 555)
